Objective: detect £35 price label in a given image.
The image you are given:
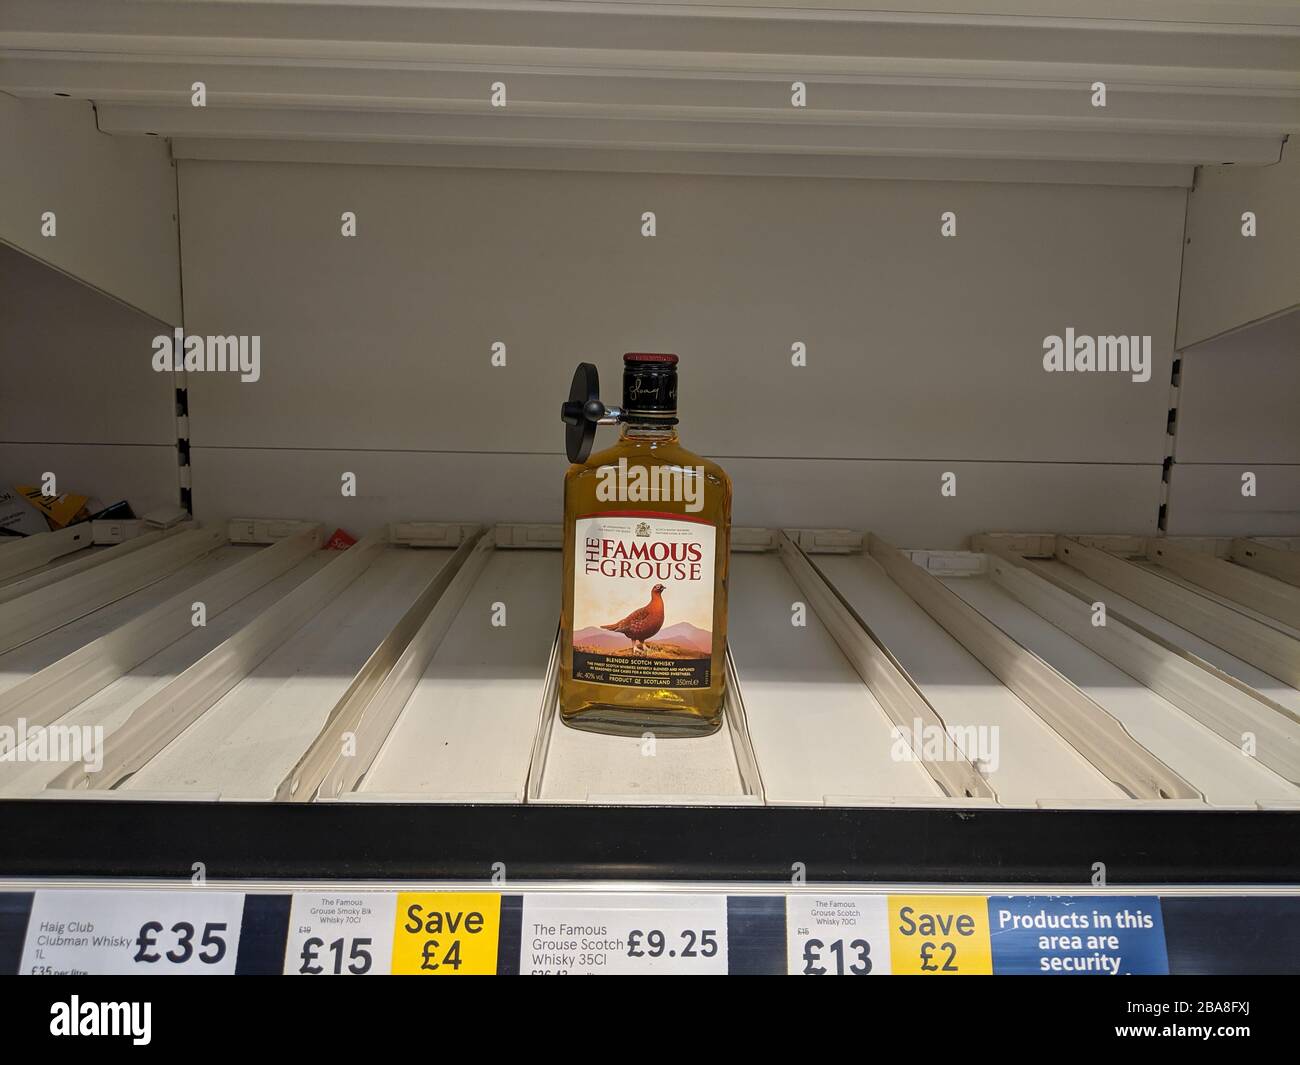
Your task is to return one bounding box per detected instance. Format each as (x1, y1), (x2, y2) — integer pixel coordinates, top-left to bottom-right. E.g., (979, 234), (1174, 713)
(20, 890), (246, 975)
(391, 893), (500, 975)
(888, 895), (992, 975)
(521, 893), (728, 974)
(284, 892), (397, 976)
(787, 895), (892, 975)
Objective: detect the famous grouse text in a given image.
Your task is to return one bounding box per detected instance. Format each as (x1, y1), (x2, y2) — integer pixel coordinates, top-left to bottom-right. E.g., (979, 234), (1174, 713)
(572, 513), (715, 690)
(584, 537), (704, 581)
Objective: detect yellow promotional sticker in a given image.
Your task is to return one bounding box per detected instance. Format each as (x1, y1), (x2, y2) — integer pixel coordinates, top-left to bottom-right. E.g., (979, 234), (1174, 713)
(391, 893), (501, 975)
(888, 895), (992, 975)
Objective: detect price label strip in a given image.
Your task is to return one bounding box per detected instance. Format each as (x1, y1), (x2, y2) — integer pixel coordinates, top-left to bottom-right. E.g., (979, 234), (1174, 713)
(284, 891), (397, 976)
(987, 895), (1168, 975)
(521, 892), (728, 974)
(888, 895), (993, 975)
(20, 890), (245, 975)
(787, 894), (891, 975)
(391, 892), (501, 975)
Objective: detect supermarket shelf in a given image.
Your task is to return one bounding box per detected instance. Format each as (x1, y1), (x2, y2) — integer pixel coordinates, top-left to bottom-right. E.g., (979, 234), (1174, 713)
(1234, 538), (1300, 587)
(0, 800), (1296, 884)
(353, 544), (561, 804)
(120, 543), (459, 800)
(976, 533), (1300, 715)
(0, 521), (1295, 815)
(807, 549), (1129, 806)
(0, 525), (227, 653)
(0, 541), (249, 703)
(947, 567), (1298, 805)
(727, 551), (948, 807)
(0, 526), (182, 605)
(1055, 537), (1300, 689)
(0, 523), (91, 582)
(2, 0), (1295, 175)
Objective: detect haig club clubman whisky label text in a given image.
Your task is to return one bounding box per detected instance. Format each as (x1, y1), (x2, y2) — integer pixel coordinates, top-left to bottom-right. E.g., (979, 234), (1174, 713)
(572, 512), (716, 690)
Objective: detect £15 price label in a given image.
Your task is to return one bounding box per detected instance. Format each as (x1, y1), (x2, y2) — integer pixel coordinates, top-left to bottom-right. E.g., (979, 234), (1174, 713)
(787, 894), (891, 975)
(391, 893), (500, 975)
(888, 895), (992, 975)
(284, 892), (397, 976)
(521, 893), (728, 974)
(20, 890), (246, 975)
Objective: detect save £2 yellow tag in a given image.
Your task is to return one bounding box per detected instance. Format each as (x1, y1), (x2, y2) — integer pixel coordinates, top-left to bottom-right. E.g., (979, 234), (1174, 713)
(888, 895), (992, 975)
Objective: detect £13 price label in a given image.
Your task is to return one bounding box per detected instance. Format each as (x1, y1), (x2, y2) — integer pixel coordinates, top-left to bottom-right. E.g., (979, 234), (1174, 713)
(787, 894), (892, 975)
(888, 895), (992, 975)
(391, 893), (501, 975)
(521, 893), (728, 974)
(284, 892), (397, 976)
(20, 890), (246, 975)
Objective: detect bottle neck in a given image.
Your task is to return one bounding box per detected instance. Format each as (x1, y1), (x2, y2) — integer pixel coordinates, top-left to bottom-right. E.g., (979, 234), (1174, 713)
(620, 421), (679, 443)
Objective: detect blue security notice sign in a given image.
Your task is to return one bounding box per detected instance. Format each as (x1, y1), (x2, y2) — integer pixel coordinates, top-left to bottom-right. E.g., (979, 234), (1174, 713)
(987, 896), (1169, 975)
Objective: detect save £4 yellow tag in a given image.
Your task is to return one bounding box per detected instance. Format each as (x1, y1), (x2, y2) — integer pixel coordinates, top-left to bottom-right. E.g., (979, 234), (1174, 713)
(391, 893), (501, 975)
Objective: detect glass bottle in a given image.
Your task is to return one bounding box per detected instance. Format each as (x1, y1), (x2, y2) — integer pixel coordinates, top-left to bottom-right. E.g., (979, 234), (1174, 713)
(560, 353), (732, 736)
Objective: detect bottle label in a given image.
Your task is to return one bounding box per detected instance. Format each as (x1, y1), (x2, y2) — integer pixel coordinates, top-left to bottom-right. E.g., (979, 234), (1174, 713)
(572, 511), (715, 690)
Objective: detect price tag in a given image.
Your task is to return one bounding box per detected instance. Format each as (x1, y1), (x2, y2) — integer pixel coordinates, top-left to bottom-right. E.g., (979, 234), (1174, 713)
(391, 892), (501, 975)
(888, 895), (992, 975)
(284, 892), (396, 976)
(521, 892), (727, 974)
(20, 890), (245, 975)
(787, 894), (891, 975)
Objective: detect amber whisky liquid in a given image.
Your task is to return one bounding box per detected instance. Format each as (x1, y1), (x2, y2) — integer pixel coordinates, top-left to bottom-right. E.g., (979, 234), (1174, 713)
(560, 358), (731, 736)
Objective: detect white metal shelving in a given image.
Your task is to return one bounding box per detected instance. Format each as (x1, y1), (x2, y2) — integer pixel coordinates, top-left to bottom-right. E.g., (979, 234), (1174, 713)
(1, 520), (1297, 812)
(728, 551), (946, 807)
(3, 0), (1295, 181)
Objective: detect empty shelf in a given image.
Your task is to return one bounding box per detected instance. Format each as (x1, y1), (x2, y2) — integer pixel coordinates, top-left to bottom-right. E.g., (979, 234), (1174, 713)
(0, 546), (246, 697)
(124, 545), (457, 800)
(1134, 560), (1300, 636)
(0, 550), (329, 797)
(357, 549), (560, 801)
(1037, 558), (1300, 716)
(728, 552), (943, 805)
(946, 573), (1299, 807)
(811, 552), (1124, 805)
(534, 707), (752, 804)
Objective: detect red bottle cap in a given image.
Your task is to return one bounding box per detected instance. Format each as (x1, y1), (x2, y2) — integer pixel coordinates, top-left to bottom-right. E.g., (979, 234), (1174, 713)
(623, 352), (679, 365)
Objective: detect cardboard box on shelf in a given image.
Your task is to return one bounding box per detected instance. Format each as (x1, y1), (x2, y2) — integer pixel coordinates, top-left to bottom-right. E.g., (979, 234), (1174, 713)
(16, 485), (91, 529)
(0, 487), (51, 537)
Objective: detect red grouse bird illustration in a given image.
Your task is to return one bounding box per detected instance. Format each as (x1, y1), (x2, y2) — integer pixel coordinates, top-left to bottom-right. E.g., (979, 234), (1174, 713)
(601, 583), (666, 655)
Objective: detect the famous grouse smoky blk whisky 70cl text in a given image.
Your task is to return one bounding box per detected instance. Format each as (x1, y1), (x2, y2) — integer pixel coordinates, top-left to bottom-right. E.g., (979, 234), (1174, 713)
(560, 353), (732, 737)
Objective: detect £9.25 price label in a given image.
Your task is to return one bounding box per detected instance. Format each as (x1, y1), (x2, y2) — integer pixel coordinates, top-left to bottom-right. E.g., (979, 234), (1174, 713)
(888, 895), (992, 975)
(284, 892), (397, 976)
(787, 895), (892, 975)
(521, 893), (728, 974)
(20, 890), (246, 975)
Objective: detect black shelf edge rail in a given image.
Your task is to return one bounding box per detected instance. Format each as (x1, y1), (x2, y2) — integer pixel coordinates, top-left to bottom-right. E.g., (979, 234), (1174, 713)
(0, 802), (1297, 884)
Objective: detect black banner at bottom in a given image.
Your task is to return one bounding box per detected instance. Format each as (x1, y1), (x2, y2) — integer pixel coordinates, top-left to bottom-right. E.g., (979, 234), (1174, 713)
(0, 974), (1284, 1051)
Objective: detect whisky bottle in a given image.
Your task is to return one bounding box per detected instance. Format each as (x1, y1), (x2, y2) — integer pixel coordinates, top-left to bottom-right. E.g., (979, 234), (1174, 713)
(559, 353), (732, 736)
